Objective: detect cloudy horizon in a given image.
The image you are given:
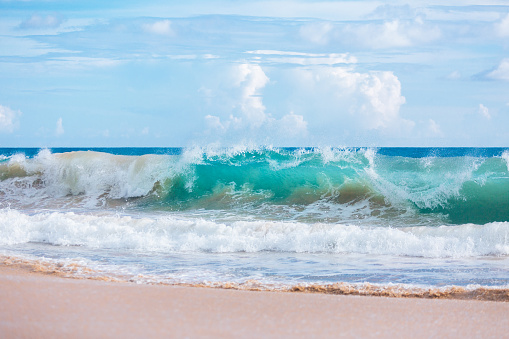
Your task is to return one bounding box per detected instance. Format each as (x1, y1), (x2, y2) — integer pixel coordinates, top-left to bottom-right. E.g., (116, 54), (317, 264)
(1, 1), (509, 147)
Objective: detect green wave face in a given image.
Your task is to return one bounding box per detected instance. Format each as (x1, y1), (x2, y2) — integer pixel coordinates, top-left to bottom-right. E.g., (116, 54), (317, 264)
(368, 155), (509, 224)
(148, 148), (509, 225)
(159, 149), (366, 204)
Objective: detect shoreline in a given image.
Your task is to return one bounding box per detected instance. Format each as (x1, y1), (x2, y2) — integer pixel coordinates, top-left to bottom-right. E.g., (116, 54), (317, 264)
(1, 264), (509, 338)
(2, 255), (509, 302)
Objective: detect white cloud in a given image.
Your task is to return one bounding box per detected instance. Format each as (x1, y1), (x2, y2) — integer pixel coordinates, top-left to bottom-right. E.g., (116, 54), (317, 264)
(345, 18), (441, 49)
(495, 13), (509, 37)
(487, 59), (509, 80)
(478, 104), (491, 119)
(246, 50), (356, 66)
(0, 36), (72, 57)
(205, 115), (226, 132)
(55, 117), (64, 136)
(428, 119), (442, 136)
(204, 64), (270, 133)
(246, 50), (324, 56)
(202, 54), (219, 59)
(204, 61), (409, 144)
(299, 19), (443, 50)
(278, 112), (308, 137)
(232, 63), (270, 128)
(19, 14), (64, 29)
(246, 50), (357, 66)
(299, 22), (334, 45)
(141, 127), (149, 135)
(357, 70), (408, 129)
(45, 57), (121, 69)
(267, 56), (353, 66)
(142, 20), (174, 36)
(204, 64), (308, 139)
(168, 55), (197, 60)
(157, 1), (377, 21)
(446, 71), (461, 80)
(368, 4), (419, 20)
(356, 72), (414, 129)
(0, 105), (21, 133)
(291, 66), (409, 131)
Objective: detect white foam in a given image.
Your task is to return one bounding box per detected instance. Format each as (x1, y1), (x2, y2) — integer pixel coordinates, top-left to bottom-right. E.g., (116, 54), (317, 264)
(184, 143), (272, 161)
(1, 209), (507, 258)
(0, 150), (178, 208)
(502, 150), (509, 172)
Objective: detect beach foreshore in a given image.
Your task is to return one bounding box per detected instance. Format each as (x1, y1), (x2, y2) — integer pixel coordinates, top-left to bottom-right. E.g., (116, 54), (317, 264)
(1, 265), (508, 338)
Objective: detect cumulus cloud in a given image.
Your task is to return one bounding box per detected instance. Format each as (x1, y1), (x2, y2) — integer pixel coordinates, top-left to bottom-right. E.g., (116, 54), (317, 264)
(55, 117), (64, 136)
(291, 66), (409, 131)
(204, 63), (269, 132)
(234, 63), (270, 128)
(19, 14), (64, 29)
(142, 20), (174, 36)
(204, 61), (411, 145)
(0, 105), (21, 133)
(204, 64), (308, 139)
(357, 70), (408, 129)
(487, 59), (509, 81)
(478, 104), (491, 119)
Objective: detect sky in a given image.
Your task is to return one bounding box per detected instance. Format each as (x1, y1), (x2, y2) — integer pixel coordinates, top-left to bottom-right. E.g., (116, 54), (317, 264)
(1, 0), (509, 147)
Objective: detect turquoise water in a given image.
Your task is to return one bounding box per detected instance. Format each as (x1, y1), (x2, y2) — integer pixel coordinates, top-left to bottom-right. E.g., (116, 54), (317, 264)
(0, 147), (508, 290)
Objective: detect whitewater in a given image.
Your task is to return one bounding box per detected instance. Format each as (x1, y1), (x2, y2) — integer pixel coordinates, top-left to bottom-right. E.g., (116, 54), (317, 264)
(1, 147), (509, 297)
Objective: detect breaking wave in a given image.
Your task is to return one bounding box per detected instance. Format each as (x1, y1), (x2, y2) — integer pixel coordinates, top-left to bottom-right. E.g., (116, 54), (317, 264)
(1, 147), (509, 225)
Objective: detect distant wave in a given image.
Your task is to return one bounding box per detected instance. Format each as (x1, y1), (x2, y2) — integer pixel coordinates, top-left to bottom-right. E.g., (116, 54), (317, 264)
(1, 147), (509, 224)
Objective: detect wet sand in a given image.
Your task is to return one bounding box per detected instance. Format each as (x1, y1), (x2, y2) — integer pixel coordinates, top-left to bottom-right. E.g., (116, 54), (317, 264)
(0, 265), (508, 339)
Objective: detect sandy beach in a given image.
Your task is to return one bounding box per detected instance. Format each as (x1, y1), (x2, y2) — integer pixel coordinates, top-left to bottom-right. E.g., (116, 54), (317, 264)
(0, 265), (508, 339)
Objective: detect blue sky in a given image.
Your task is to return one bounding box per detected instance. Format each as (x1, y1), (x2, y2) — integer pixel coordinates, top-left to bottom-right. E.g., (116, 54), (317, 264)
(1, 0), (509, 147)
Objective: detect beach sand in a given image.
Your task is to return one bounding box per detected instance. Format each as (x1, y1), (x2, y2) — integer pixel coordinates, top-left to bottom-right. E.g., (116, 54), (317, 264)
(0, 265), (508, 339)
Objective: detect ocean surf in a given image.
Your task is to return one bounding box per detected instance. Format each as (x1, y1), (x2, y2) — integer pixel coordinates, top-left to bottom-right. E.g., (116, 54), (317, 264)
(1, 147), (508, 300)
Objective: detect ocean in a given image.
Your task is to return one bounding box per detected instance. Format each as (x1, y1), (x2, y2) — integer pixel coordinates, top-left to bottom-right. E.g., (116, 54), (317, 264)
(1, 146), (508, 299)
